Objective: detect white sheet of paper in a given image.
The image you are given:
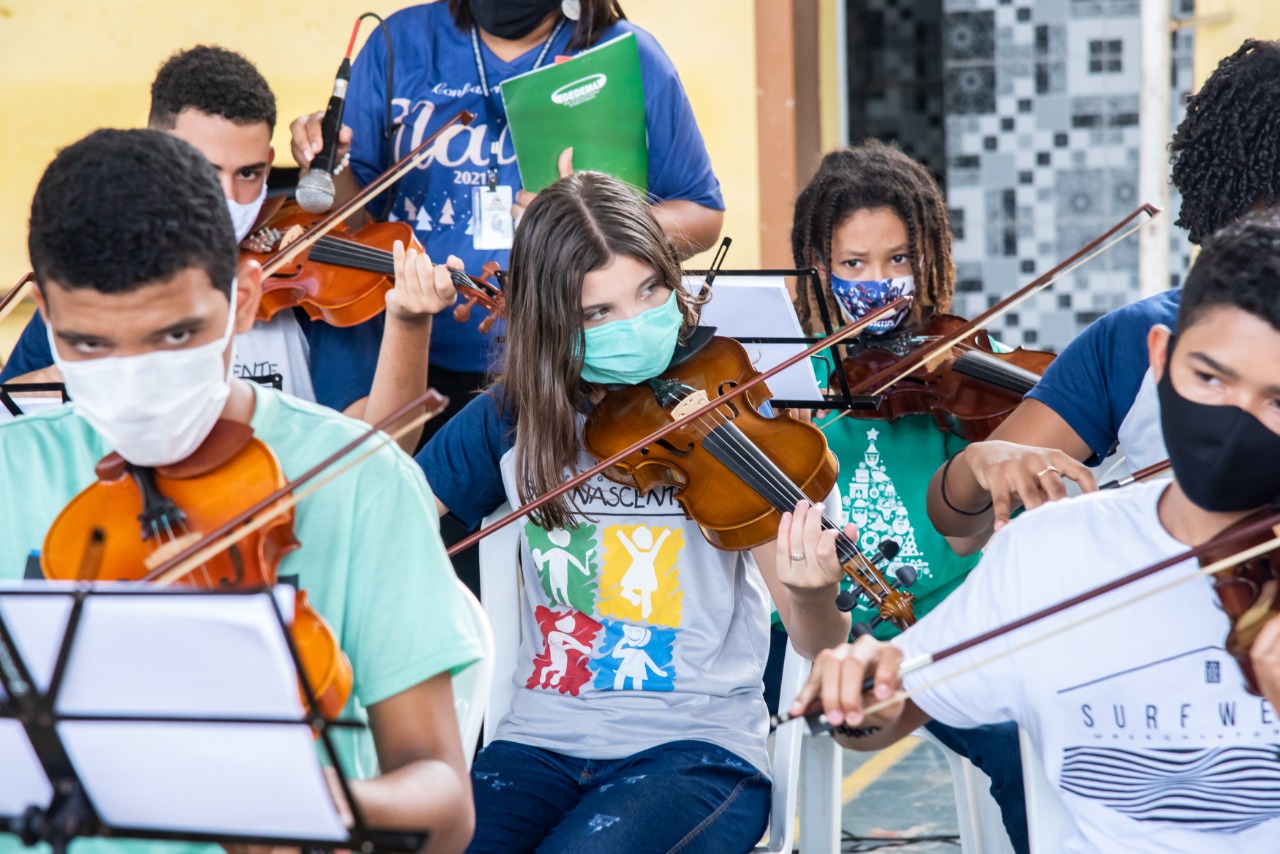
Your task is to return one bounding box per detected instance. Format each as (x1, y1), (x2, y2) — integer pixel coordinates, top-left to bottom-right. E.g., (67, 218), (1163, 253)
(0, 588), (74, 694)
(59, 721), (347, 841)
(683, 276), (825, 402)
(0, 719), (53, 818)
(0, 396), (64, 422)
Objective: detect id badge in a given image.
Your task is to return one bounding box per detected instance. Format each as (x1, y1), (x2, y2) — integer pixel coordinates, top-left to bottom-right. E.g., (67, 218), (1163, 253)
(472, 185), (515, 250)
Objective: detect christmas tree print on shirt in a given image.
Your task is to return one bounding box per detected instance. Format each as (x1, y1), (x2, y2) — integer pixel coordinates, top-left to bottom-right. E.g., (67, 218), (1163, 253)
(526, 522), (599, 614)
(842, 428), (931, 579)
(527, 606), (602, 696)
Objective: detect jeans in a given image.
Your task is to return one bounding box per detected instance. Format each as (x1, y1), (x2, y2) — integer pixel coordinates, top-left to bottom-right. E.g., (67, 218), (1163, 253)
(925, 720), (1029, 854)
(467, 739), (771, 854)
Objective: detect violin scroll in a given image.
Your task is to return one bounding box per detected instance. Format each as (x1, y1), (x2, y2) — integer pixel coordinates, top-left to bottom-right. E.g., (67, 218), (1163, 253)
(1201, 512), (1280, 696)
(450, 260), (506, 333)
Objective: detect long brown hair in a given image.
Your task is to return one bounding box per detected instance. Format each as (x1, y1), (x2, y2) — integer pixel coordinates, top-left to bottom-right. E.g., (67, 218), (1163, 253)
(790, 140), (954, 333)
(448, 0), (626, 52)
(496, 171), (697, 529)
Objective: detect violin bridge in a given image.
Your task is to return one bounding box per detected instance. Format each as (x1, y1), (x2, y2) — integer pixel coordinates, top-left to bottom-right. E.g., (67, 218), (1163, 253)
(143, 531), (204, 571)
(669, 389), (711, 421)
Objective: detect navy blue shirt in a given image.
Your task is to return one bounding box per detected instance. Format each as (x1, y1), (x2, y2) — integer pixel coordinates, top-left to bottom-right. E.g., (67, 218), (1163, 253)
(1024, 289), (1182, 463)
(346, 4), (723, 374)
(414, 387), (515, 530)
(0, 310), (381, 414)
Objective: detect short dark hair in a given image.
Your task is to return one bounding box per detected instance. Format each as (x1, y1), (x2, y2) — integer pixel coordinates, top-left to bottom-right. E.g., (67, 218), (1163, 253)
(790, 140), (954, 331)
(1170, 39), (1280, 245)
(29, 129), (237, 297)
(447, 0), (625, 51)
(1178, 210), (1280, 334)
(148, 45), (276, 132)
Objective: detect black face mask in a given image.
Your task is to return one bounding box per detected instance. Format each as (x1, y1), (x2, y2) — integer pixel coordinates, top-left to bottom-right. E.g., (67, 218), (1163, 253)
(1157, 344), (1280, 512)
(470, 0), (562, 40)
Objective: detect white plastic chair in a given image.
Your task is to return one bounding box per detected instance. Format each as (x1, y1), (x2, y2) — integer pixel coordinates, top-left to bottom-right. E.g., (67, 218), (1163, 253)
(914, 726), (1015, 854)
(1019, 727), (1070, 853)
(476, 504), (804, 851)
(450, 580), (494, 768)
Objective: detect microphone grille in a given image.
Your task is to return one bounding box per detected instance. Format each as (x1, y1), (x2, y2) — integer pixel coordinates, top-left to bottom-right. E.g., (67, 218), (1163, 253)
(295, 171), (336, 214)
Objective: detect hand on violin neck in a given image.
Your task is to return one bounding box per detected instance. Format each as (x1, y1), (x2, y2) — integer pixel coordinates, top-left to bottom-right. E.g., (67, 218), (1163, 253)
(775, 498), (852, 595)
(787, 637), (914, 750)
(385, 245), (461, 326)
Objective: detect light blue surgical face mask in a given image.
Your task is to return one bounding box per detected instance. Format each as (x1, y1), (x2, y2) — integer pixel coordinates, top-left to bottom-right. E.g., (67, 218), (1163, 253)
(830, 273), (915, 333)
(579, 288), (684, 386)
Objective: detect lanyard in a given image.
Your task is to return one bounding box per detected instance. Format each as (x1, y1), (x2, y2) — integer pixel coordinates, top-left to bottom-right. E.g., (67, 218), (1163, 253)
(471, 19), (567, 189)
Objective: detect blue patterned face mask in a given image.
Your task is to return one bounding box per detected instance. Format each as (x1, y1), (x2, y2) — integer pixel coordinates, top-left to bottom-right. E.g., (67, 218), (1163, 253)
(829, 273), (915, 333)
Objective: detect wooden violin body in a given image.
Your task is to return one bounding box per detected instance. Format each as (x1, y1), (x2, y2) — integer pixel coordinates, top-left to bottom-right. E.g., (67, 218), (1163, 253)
(1202, 511), (1280, 696)
(242, 199), (422, 328)
(42, 420), (353, 720)
(842, 313), (1055, 441)
(584, 334), (916, 631)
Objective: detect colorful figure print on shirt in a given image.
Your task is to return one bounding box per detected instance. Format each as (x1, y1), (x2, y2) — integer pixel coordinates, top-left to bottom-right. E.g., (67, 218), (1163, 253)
(842, 428), (932, 580)
(597, 523), (684, 625)
(526, 522), (599, 613)
(527, 606), (602, 696)
(593, 622), (677, 692)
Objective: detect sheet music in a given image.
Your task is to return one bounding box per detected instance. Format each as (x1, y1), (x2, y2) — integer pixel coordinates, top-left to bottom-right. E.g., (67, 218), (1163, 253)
(0, 395), (63, 422)
(0, 719), (53, 818)
(684, 275), (826, 402)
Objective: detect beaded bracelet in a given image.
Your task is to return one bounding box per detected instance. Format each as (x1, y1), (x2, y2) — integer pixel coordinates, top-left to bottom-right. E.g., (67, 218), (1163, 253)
(833, 724), (882, 739)
(332, 152), (351, 177)
(941, 453), (994, 517)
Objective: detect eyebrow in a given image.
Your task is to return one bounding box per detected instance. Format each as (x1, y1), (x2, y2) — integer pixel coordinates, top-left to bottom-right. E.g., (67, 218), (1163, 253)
(206, 160), (270, 174)
(840, 244), (910, 256)
(1189, 351), (1280, 396)
(581, 275), (660, 314)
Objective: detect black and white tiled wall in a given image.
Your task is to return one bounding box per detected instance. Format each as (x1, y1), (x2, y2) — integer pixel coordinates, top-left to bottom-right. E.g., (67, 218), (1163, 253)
(848, 0), (1195, 351)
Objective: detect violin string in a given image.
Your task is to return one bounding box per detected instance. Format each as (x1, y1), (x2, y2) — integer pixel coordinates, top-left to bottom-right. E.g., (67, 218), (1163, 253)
(306, 237), (503, 298)
(673, 399), (897, 605)
(847, 532), (1280, 725)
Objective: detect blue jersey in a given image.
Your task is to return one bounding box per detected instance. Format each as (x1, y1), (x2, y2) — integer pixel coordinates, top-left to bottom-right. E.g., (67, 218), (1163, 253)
(345, 4), (723, 373)
(1024, 289), (1181, 463)
(0, 310), (381, 415)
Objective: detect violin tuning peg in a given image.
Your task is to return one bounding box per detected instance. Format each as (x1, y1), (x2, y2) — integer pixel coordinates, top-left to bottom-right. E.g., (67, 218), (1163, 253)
(851, 617), (881, 638)
(479, 316), (495, 334)
(893, 564), (918, 589)
(453, 303), (472, 323)
(876, 540), (901, 562)
(835, 589), (860, 613)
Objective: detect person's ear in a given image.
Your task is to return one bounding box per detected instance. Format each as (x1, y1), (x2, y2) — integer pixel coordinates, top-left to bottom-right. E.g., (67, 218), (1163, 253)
(232, 259), (263, 334)
(1148, 324), (1172, 383)
(31, 283), (49, 324)
(264, 146), (274, 184)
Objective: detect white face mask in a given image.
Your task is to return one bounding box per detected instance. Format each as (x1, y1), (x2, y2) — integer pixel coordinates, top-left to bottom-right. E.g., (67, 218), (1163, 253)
(227, 184), (268, 244)
(48, 286), (239, 467)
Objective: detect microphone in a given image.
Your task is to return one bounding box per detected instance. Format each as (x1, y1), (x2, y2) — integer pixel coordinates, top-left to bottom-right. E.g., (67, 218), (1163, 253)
(296, 56), (352, 214)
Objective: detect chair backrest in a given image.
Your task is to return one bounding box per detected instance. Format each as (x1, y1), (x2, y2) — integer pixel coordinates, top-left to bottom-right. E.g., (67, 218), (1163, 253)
(913, 726), (1015, 854)
(450, 580), (494, 767)
(755, 640), (806, 853)
(478, 504), (525, 744)
(1019, 727), (1070, 852)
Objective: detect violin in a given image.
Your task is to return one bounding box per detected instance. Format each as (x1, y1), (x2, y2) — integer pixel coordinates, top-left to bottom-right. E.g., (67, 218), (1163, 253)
(584, 332), (917, 633)
(841, 312), (1055, 441)
(41, 420), (353, 720)
(1203, 509), (1280, 696)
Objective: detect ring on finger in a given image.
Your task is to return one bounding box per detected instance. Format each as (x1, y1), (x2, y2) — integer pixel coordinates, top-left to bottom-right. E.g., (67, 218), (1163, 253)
(1036, 465), (1060, 478)
(790, 552), (805, 561)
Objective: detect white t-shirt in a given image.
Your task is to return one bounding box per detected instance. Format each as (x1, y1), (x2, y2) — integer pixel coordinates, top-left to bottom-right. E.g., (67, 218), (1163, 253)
(896, 482), (1280, 852)
(232, 311), (316, 402)
(1115, 368), (1167, 472)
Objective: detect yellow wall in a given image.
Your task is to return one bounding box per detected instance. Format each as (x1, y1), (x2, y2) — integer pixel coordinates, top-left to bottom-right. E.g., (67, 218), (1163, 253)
(1192, 2), (1280, 87)
(0, 0), (759, 354)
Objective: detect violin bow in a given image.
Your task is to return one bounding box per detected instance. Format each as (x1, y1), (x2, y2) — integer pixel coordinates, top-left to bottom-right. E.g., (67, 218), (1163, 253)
(141, 388), (449, 587)
(1100, 459), (1172, 490)
(849, 204), (1161, 400)
(0, 272), (35, 329)
(777, 505), (1280, 733)
(446, 297), (912, 557)
(259, 110), (475, 278)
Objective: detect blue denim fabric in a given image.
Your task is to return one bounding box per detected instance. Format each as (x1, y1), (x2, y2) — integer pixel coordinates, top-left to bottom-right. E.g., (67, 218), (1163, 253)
(466, 739), (771, 854)
(924, 720), (1029, 854)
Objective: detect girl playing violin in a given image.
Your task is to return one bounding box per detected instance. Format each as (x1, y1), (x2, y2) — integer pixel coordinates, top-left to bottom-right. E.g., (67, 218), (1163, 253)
(415, 171), (851, 853)
(790, 140), (1027, 852)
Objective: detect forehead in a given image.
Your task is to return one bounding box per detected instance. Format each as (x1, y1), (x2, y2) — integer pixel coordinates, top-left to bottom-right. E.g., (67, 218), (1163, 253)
(1177, 304), (1280, 367)
(42, 267), (225, 330)
(169, 109), (271, 164)
(580, 254), (657, 303)
(832, 207), (909, 248)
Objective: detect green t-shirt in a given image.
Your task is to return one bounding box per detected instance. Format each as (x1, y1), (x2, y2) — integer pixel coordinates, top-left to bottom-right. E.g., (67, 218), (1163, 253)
(0, 384), (482, 854)
(814, 412), (981, 640)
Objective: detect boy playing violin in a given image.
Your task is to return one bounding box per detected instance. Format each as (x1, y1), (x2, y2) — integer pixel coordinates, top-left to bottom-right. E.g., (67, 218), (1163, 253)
(793, 210), (1280, 852)
(0, 45), (447, 452)
(0, 129), (480, 854)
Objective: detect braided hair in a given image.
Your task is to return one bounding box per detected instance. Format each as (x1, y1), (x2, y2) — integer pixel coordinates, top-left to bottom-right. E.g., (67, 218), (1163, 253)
(790, 140), (953, 333)
(1170, 39), (1280, 245)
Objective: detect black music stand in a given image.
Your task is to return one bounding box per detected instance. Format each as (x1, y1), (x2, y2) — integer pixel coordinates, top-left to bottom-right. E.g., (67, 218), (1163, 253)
(0, 383), (68, 418)
(0, 583), (426, 854)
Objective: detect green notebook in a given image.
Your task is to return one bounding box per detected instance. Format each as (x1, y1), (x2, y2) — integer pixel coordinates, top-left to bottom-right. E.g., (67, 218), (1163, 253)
(500, 32), (648, 194)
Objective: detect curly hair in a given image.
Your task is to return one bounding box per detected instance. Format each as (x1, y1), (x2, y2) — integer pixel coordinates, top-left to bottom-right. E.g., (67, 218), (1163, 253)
(1170, 39), (1280, 245)
(148, 45), (277, 132)
(790, 140), (954, 332)
(29, 129), (237, 297)
(1179, 210), (1280, 333)
(448, 0), (625, 51)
